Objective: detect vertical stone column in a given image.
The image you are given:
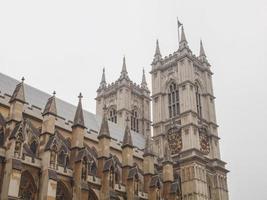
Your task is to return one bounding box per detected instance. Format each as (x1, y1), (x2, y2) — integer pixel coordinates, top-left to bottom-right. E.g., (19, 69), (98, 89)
(1, 159), (22, 200)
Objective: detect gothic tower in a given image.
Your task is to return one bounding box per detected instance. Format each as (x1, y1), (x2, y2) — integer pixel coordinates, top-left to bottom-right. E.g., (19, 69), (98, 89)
(151, 26), (229, 199)
(95, 57), (151, 137)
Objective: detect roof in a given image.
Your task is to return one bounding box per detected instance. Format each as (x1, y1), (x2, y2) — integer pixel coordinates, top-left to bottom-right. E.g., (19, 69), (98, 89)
(0, 72), (145, 149)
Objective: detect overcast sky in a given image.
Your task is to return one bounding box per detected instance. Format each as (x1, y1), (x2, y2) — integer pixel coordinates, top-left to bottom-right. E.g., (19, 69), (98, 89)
(0, 0), (266, 199)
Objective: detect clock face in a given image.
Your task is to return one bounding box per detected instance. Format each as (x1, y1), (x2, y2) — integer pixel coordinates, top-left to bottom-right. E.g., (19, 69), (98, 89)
(199, 133), (210, 154)
(167, 131), (182, 155)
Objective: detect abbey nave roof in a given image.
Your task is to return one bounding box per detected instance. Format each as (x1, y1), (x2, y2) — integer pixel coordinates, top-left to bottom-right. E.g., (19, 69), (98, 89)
(0, 72), (145, 149)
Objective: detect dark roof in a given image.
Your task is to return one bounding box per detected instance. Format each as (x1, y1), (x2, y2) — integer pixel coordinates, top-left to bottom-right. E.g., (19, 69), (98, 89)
(0, 73), (145, 149)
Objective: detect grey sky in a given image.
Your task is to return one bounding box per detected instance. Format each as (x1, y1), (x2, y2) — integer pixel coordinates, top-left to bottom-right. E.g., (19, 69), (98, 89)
(0, 0), (266, 199)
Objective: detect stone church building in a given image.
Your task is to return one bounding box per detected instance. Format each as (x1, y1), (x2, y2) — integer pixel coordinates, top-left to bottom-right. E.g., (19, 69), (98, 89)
(0, 25), (229, 200)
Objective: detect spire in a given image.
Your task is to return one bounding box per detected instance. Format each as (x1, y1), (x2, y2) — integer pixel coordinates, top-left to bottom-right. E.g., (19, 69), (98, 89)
(122, 117), (133, 148)
(119, 56), (130, 80)
(72, 93), (85, 128)
(141, 68), (148, 88)
(154, 39), (161, 57)
(43, 91), (57, 116)
(9, 77), (26, 104)
(199, 40), (206, 57)
(98, 105), (111, 139)
(100, 68), (107, 88)
(180, 26), (187, 44)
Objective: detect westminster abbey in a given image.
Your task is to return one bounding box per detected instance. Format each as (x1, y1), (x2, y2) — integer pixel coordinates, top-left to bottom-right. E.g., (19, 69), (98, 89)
(0, 25), (229, 200)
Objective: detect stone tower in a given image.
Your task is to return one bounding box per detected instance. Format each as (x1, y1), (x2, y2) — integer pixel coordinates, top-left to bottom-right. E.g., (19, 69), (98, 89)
(95, 57), (151, 136)
(151, 26), (229, 199)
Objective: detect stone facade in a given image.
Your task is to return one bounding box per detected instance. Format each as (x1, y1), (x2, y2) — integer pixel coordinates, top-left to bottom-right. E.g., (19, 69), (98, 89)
(0, 24), (229, 200)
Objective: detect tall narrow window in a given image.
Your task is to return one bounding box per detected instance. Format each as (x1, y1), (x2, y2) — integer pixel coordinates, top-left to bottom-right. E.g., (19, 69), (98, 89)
(195, 85), (202, 117)
(168, 83), (180, 118)
(131, 109), (139, 133)
(108, 108), (117, 123)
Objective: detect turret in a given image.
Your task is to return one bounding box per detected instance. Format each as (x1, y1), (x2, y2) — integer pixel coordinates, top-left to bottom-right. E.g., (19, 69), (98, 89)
(152, 39), (162, 66)
(99, 68), (107, 89)
(143, 133), (155, 193)
(70, 93), (86, 168)
(141, 68), (148, 90)
(162, 141), (174, 198)
(40, 91), (57, 152)
(121, 117), (134, 185)
(119, 56), (130, 81)
(97, 105), (111, 178)
(199, 39), (209, 64)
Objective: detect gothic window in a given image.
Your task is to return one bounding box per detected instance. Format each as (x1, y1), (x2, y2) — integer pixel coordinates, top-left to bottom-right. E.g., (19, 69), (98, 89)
(0, 128), (4, 146)
(131, 108), (139, 133)
(134, 174), (139, 195)
(57, 150), (65, 166)
(168, 82), (180, 118)
(108, 108), (117, 123)
(29, 140), (38, 155)
(88, 161), (97, 176)
(19, 171), (37, 200)
(50, 148), (57, 169)
(56, 181), (71, 200)
(109, 166), (115, 189)
(15, 141), (22, 158)
(82, 158), (88, 181)
(195, 84), (202, 117)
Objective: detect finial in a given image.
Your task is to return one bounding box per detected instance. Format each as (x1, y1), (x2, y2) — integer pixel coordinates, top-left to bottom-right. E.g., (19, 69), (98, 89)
(141, 68), (148, 87)
(21, 77), (25, 83)
(53, 91), (56, 96)
(154, 39), (161, 57)
(199, 39), (206, 57)
(78, 92), (83, 100)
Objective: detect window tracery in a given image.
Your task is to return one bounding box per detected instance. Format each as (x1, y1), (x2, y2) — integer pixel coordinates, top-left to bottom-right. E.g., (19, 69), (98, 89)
(131, 108), (139, 132)
(168, 82), (180, 118)
(108, 108), (117, 123)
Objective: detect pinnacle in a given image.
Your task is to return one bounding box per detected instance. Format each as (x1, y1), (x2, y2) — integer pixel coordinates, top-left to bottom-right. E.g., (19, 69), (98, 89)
(43, 91), (57, 116)
(9, 76), (26, 104)
(122, 117), (133, 148)
(98, 104), (111, 139)
(154, 39), (162, 57)
(199, 40), (206, 57)
(73, 93), (85, 128)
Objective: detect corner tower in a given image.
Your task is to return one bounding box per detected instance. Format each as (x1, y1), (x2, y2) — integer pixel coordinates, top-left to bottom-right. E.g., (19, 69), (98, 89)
(151, 25), (229, 200)
(95, 57), (151, 137)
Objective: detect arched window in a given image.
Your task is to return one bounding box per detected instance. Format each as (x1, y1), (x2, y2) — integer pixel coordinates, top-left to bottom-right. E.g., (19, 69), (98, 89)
(195, 84), (202, 117)
(82, 158), (88, 181)
(109, 166), (115, 189)
(29, 140), (38, 155)
(88, 161), (97, 176)
(57, 151), (65, 166)
(108, 108), (117, 123)
(19, 171), (37, 200)
(134, 174), (139, 195)
(56, 181), (71, 200)
(168, 82), (180, 118)
(0, 128), (4, 146)
(131, 109), (139, 133)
